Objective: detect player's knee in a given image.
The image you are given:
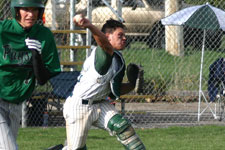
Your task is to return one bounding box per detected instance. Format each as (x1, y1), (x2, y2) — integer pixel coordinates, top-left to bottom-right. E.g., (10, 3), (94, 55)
(107, 114), (130, 134)
(107, 114), (145, 150)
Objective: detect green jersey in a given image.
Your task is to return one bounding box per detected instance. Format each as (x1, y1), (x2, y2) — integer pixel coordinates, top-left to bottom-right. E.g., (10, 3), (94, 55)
(0, 19), (61, 103)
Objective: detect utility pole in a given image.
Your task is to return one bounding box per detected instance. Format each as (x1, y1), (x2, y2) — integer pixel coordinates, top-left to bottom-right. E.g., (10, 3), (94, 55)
(165, 0), (184, 56)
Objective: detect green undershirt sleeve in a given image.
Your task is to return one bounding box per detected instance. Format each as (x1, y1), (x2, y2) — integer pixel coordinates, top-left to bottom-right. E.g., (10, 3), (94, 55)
(95, 46), (113, 75)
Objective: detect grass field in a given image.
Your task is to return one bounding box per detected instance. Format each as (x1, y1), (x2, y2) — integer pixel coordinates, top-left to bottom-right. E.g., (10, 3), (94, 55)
(18, 125), (225, 150)
(123, 43), (225, 90)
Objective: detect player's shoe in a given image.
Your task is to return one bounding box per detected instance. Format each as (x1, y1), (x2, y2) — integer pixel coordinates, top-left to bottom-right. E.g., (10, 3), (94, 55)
(46, 144), (64, 150)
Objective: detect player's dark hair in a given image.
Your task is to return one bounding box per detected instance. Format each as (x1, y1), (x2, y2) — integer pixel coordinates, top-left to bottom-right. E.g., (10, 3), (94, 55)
(101, 19), (126, 34)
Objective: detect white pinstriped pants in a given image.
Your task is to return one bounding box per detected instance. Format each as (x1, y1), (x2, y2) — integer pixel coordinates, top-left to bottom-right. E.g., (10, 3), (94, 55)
(0, 100), (22, 150)
(63, 96), (118, 150)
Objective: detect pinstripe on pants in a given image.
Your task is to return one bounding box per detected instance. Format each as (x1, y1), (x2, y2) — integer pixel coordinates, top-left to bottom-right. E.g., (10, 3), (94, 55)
(0, 100), (22, 150)
(63, 96), (118, 150)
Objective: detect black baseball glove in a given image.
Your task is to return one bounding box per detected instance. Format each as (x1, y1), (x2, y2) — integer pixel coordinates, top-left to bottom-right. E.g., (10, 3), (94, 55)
(126, 63), (144, 94)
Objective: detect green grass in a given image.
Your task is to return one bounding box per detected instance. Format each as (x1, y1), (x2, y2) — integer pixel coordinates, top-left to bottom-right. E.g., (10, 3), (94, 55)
(122, 42), (225, 91)
(18, 125), (225, 150)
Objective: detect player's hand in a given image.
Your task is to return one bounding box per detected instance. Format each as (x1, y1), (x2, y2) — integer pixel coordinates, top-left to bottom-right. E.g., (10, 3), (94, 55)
(73, 14), (91, 29)
(25, 38), (42, 54)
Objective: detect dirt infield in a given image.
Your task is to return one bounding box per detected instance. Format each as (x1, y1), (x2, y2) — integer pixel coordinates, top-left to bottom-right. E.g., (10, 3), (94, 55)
(115, 102), (225, 128)
(115, 102), (222, 112)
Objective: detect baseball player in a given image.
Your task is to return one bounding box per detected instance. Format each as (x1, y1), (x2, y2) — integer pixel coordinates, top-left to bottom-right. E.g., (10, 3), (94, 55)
(62, 14), (146, 150)
(0, 0), (61, 149)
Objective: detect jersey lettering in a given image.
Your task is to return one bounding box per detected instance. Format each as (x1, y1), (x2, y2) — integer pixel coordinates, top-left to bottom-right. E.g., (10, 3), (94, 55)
(3, 44), (31, 64)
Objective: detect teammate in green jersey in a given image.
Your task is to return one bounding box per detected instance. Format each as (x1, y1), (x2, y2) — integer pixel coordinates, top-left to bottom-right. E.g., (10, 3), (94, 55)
(0, 0), (61, 149)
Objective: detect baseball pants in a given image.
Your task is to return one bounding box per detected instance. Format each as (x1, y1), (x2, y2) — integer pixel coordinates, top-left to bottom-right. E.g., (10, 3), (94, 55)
(63, 96), (118, 150)
(0, 100), (22, 150)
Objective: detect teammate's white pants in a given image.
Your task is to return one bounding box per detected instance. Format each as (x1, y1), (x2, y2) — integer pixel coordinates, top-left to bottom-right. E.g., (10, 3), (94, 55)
(63, 96), (118, 150)
(0, 100), (22, 150)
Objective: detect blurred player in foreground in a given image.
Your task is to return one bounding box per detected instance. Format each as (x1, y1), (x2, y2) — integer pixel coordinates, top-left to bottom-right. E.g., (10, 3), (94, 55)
(0, 0), (61, 149)
(62, 14), (146, 150)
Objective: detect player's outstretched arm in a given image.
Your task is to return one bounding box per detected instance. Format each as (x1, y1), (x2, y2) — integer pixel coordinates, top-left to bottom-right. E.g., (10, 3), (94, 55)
(73, 14), (113, 56)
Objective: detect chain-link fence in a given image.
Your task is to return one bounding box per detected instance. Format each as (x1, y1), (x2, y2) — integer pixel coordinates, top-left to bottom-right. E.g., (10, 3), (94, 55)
(1, 0), (225, 127)
(0, 0), (11, 20)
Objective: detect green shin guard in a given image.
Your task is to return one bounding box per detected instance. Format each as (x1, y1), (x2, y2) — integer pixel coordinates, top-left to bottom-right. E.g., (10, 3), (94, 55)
(108, 114), (130, 134)
(107, 114), (146, 150)
(119, 127), (146, 150)
(122, 134), (146, 150)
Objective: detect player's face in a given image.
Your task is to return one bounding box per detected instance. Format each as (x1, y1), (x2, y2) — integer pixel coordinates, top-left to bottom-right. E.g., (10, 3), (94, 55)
(18, 7), (39, 29)
(108, 27), (126, 50)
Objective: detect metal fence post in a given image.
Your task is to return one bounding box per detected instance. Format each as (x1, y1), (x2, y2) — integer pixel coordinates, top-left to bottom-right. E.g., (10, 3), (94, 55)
(86, 0), (92, 57)
(70, 0), (76, 71)
(51, 0), (56, 30)
(21, 101), (27, 128)
(121, 99), (125, 116)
